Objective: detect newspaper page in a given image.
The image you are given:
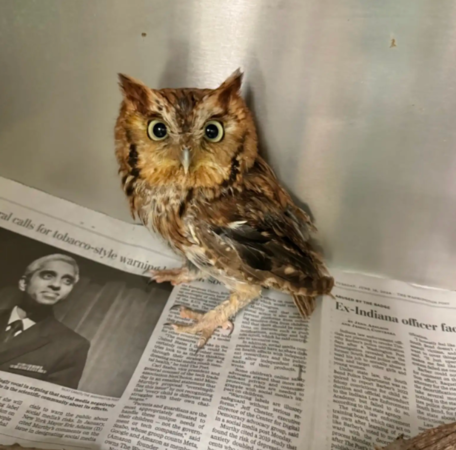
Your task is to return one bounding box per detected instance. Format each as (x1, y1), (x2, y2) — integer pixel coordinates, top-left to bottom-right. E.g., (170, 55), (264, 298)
(0, 177), (323, 450)
(311, 269), (456, 450)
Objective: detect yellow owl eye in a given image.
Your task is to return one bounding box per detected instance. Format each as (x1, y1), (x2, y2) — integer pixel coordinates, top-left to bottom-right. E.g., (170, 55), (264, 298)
(204, 121), (224, 143)
(147, 120), (168, 141)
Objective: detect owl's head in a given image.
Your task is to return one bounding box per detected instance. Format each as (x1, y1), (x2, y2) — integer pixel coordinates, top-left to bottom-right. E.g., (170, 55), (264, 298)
(115, 69), (258, 191)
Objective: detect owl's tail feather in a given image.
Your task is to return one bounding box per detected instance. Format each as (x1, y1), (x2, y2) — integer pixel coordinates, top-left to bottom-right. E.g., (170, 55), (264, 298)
(293, 275), (335, 319)
(292, 294), (316, 318)
(315, 275), (335, 296)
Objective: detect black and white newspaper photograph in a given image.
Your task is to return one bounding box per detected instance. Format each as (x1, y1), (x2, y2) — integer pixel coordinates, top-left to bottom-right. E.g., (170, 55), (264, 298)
(0, 227), (172, 399)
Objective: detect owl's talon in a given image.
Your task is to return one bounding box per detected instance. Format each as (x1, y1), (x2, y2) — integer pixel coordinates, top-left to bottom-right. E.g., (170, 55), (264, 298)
(197, 336), (208, 349)
(194, 343), (205, 355)
(170, 304), (183, 311)
(224, 321), (235, 336)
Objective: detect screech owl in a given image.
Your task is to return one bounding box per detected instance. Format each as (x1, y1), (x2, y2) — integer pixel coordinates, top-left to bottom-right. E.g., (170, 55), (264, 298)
(115, 69), (334, 349)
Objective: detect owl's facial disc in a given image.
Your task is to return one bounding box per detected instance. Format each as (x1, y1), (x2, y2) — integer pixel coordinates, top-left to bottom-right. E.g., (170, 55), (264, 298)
(117, 69), (259, 188)
(181, 147), (191, 176)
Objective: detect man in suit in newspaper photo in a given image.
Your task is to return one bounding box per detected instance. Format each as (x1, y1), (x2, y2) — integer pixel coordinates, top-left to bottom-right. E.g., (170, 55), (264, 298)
(0, 254), (90, 389)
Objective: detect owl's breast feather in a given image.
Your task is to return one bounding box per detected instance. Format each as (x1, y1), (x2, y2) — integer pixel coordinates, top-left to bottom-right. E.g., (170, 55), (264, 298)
(131, 184), (185, 247)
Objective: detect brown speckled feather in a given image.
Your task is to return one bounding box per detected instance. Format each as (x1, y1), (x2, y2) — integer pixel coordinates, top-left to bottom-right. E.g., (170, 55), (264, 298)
(182, 157), (333, 299)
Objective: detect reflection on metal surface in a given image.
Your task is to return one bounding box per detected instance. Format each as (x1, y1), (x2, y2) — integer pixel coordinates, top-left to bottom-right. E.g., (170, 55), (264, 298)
(1, 0), (456, 289)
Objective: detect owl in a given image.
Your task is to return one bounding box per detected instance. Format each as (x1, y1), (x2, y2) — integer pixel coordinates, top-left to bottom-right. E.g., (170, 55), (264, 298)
(114, 69), (334, 349)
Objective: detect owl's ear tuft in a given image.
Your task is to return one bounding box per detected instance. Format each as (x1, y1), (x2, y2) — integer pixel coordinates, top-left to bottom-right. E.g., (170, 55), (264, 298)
(216, 68), (244, 104)
(118, 73), (152, 113)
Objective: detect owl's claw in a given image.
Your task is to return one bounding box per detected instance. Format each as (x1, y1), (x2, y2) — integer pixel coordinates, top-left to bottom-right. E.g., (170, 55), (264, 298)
(225, 321), (235, 336)
(170, 304), (182, 311)
(169, 306), (234, 349)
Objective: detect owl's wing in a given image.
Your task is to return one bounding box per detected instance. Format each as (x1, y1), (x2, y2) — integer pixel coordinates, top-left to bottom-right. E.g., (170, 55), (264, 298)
(185, 196), (333, 297)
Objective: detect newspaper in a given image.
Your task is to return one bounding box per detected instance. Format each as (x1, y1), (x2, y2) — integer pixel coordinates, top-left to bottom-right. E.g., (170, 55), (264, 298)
(0, 176), (454, 450)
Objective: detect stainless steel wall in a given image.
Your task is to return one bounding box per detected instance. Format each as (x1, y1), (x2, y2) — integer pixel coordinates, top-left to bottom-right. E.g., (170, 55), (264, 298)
(1, 1), (455, 289)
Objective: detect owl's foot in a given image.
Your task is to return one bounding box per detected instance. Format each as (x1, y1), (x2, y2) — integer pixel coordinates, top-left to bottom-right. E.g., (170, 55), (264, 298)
(149, 267), (198, 286)
(169, 305), (234, 349)
(168, 286), (261, 350)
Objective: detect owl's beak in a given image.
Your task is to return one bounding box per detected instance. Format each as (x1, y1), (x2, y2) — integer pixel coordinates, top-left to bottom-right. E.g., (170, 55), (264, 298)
(181, 147), (191, 176)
